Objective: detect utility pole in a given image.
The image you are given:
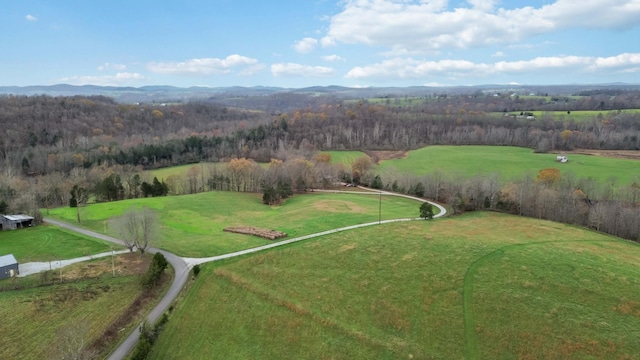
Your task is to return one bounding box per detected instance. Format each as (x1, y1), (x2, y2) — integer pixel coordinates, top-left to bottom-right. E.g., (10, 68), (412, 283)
(112, 248), (115, 276)
(378, 190), (382, 224)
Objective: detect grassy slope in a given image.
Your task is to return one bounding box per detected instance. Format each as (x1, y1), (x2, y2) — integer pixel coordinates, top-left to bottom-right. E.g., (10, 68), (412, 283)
(0, 225), (118, 262)
(150, 212), (640, 359)
(324, 151), (368, 167)
(376, 145), (639, 184)
(0, 273), (142, 360)
(148, 162), (223, 180)
(46, 191), (424, 258)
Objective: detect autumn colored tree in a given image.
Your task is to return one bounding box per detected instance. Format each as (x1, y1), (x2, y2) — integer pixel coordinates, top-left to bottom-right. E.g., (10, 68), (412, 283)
(227, 157), (259, 192)
(351, 155), (372, 184)
(284, 158), (315, 192)
(314, 152), (332, 163)
(536, 168), (561, 186)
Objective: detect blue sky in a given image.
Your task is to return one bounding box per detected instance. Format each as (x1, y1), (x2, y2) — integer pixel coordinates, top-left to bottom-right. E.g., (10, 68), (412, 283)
(3, 0), (640, 88)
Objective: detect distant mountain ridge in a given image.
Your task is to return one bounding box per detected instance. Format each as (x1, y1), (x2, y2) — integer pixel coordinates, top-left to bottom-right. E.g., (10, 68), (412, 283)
(1, 83), (640, 104)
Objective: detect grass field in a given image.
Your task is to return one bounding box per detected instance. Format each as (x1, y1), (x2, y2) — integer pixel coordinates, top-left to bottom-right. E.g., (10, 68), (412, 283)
(0, 225), (119, 263)
(149, 212), (640, 359)
(0, 267), (142, 359)
(376, 145), (640, 184)
(147, 162), (222, 180)
(45, 191), (425, 258)
(323, 150), (368, 167)
(495, 109), (640, 122)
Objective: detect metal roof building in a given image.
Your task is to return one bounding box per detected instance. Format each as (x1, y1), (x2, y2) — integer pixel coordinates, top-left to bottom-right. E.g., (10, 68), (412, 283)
(1, 214), (34, 230)
(0, 254), (19, 279)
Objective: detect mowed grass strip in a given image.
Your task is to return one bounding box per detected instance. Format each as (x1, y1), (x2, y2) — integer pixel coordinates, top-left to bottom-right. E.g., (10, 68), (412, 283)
(0, 225), (118, 262)
(46, 191), (424, 257)
(150, 212), (640, 359)
(376, 145), (640, 184)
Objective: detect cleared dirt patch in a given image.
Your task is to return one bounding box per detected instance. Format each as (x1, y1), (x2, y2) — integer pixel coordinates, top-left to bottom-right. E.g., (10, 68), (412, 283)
(62, 252), (150, 281)
(365, 150), (408, 163)
(224, 226), (287, 240)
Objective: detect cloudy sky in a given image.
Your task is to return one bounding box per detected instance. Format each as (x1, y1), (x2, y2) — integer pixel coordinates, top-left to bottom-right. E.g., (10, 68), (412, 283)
(3, 0), (640, 88)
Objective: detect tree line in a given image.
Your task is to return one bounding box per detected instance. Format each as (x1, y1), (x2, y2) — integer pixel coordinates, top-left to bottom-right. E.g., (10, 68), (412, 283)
(2, 93), (640, 178)
(0, 92), (639, 245)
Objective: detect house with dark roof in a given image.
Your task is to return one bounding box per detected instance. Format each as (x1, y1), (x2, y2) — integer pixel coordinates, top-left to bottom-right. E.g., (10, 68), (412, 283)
(0, 254), (19, 279)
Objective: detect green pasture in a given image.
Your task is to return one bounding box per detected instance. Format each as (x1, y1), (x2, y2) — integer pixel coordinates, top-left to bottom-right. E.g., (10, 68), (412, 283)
(150, 212), (640, 359)
(45, 191), (426, 258)
(0, 225), (118, 263)
(323, 150), (368, 167)
(147, 162), (221, 180)
(0, 272), (143, 360)
(495, 109), (640, 122)
(376, 145), (639, 185)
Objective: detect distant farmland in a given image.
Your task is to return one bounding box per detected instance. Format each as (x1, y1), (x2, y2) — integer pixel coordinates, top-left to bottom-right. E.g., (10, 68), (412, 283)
(375, 145), (640, 184)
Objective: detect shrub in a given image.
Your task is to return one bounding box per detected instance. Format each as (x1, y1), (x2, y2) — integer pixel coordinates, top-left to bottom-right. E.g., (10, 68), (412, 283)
(141, 253), (168, 289)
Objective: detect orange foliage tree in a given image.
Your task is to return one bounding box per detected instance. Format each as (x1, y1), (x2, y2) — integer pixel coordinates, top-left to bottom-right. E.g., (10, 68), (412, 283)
(536, 168), (561, 185)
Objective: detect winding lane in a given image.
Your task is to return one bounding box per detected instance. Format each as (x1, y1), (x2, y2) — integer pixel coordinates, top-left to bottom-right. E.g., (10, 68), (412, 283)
(44, 189), (446, 359)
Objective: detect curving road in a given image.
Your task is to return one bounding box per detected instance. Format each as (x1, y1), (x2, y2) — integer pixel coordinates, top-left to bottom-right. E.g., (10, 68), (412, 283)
(44, 189), (446, 359)
(43, 218), (191, 360)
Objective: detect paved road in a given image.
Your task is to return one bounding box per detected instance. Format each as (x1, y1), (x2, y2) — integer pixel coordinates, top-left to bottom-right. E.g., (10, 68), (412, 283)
(43, 218), (191, 360)
(43, 190), (446, 359)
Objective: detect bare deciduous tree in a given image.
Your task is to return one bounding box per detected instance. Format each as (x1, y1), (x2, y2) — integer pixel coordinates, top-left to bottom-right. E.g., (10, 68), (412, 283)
(109, 207), (159, 255)
(52, 322), (96, 360)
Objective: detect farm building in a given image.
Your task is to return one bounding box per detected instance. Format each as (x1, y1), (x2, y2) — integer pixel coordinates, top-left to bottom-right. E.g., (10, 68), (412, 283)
(1, 214), (35, 230)
(0, 254), (19, 279)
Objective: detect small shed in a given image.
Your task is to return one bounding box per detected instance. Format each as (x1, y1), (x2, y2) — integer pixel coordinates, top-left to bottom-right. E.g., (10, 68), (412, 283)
(1, 214), (35, 230)
(0, 254), (19, 279)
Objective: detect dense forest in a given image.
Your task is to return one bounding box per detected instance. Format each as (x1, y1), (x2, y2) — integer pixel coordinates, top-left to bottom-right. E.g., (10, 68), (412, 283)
(0, 89), (638, 243)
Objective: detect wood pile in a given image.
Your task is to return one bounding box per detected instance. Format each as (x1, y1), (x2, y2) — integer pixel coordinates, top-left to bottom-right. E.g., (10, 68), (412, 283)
(223, 226), (287, 240)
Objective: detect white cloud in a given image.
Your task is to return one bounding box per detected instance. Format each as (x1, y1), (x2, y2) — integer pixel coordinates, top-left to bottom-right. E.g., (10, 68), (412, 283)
(293, 37), (319, 54)
(98, 63), (127, 71)
(60, 72), (145, 86)
(322, 54), (345, 62)
(323, 0), (640, 55)
(148, 55), (260, 75)
(491, 51), (506, 57)
(345, 53), (640, 80)
(467, 0), (496, 12)
(591, 53), (640, 69)
(271, 63), (335, 77)
(25, 14), (38, 22)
